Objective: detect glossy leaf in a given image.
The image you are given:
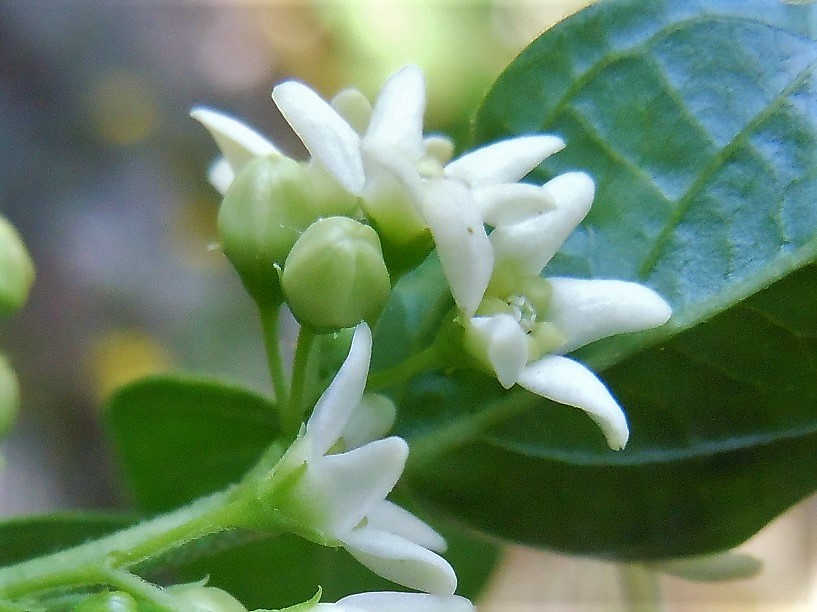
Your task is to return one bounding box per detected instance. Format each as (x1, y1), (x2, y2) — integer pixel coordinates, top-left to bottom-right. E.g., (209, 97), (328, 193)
(105, 375), (278, 513)
(404, 0), (817, 559)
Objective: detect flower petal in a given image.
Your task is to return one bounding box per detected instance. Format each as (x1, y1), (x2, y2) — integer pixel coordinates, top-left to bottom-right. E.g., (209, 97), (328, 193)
(444, 135), (564, 188)
(472, 183), (555, 227)
(331, 88), (372, 135)
(273, 81), (365, 195)
(466, 314), (528, 389)
(342, 393), (396, 450)
(366, 500), (447, 553)
(190, 107), (280, 174)
(546, 278), (672, 353)
(423, 135), (455, 165)
(364, 65), (425, 160)
(517, 355), (629, 450)
(331, 591), (475, 612)
(307, 323), (372, 456)
(301, 437), (408, 537)
(489, 172), (594, 275)
(342, 526), (457, 595)
(421, 179), (493, 317)
(207, 157), (235, 195)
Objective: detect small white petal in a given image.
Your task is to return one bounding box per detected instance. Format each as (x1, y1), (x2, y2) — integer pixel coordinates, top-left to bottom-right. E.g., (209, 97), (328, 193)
(302, 437), (408, 536)
(208, 157), (235, 195)
(467, 314), (528, 389)
(421, 179), (493, 317)
(342, 393), (396, 450)
(444, 135), (565, 188)
(273, 81), (365, 195)
(342, 526), (458, 595)
(546, 278), (672, 353)
(191, 107), (280, 174)
(366, 500), (447, 553)
(472, 183), (555, 227)
(307, 323), (372, 456)
(517, 355), (629, 450)
(332, 591), (475, 612)
(364, 65), (425, 159)
(423, 135), (455, 165)
(331, 88), (372, 135)
(489, 172), (594, 275)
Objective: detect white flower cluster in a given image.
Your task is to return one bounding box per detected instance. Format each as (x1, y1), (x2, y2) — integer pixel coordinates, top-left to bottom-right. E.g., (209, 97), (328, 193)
(194, 65), (671, 451)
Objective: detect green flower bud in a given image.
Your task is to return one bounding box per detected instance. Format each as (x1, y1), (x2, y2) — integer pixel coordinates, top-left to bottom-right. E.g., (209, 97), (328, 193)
(166, 583), (247, 612)
(218, 156), (355, 306)
(74, 591), (138, 612)
(282, 217), (390, 330)
(0, 216), (35, 317)
(0, 354), (19, 439)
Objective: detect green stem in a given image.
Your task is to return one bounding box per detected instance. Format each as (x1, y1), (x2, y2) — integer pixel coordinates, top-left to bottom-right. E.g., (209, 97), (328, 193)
(259, 304), (289, 410)
(284, 325), (318, 437)
(0, 488), (257, 602)
(366, 345), (442, 391)
(619, 564), (664, 612)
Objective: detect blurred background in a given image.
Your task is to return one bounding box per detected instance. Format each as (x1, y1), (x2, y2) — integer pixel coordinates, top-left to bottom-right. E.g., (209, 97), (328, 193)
(0, 1), (814, 609)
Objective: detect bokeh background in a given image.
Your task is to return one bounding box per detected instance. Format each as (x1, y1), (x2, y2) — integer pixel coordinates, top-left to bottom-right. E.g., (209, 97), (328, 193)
(1, 1), (815, 609)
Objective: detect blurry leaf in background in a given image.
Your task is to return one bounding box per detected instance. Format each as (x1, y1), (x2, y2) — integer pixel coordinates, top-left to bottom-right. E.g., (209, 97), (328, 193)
(88, 330), (174, 404)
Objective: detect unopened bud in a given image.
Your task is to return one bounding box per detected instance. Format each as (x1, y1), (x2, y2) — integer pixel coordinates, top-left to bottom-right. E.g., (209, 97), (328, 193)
(74, 591), (138, 612)
(166, 583), (247, 612)
(0, 216), (34, 317)
(282, 217), (390, 330)
(218, 156), (354, 306)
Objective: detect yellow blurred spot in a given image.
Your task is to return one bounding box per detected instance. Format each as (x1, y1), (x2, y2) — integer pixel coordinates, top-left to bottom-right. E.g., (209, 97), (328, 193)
(89, 72), (159, 146)
(88, 330), (174, 404)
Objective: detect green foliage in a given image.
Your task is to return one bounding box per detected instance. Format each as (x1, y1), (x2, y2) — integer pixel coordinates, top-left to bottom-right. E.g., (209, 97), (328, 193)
(106, 376), (279, 513)
(105, 375), (499, 603)
(399, 0), (817, 559)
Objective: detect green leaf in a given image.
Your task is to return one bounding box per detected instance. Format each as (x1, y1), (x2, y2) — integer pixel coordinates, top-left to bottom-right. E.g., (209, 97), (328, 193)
(406, 0), (817, 560)
(105, 375), (278, 513)
(0, 513), (132, 566)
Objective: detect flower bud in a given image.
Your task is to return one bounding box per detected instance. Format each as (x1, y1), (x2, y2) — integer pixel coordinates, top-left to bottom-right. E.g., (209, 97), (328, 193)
(282, 217), (390, 330)
(166, 583), (247, 612)
(0, 354), (19, 439)
(0, 216), (34, 317)
(74, 591), (138, 612)
(217, 156), (354, 306)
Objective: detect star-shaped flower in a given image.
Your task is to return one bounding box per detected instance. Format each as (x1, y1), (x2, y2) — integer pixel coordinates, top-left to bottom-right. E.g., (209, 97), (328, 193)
(262, 323), (457, 596)
(193, 66), (565, 317)
(462, 172), (672, 450)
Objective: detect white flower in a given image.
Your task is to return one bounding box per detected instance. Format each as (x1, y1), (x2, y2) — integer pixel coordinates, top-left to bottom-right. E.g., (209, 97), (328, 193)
(264, 323), (457, 596)
(312, 591), (475, 611)
(272, 65), (563, 316)
(463, 172), (672, 450)
(193, 67), (564, 318)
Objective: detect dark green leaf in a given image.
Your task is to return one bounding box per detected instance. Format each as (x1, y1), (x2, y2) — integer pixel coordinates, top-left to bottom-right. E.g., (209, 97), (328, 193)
(407, 0), (817, 560)
(105, 375), (278, 513)
(0, 513), (132, 566)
